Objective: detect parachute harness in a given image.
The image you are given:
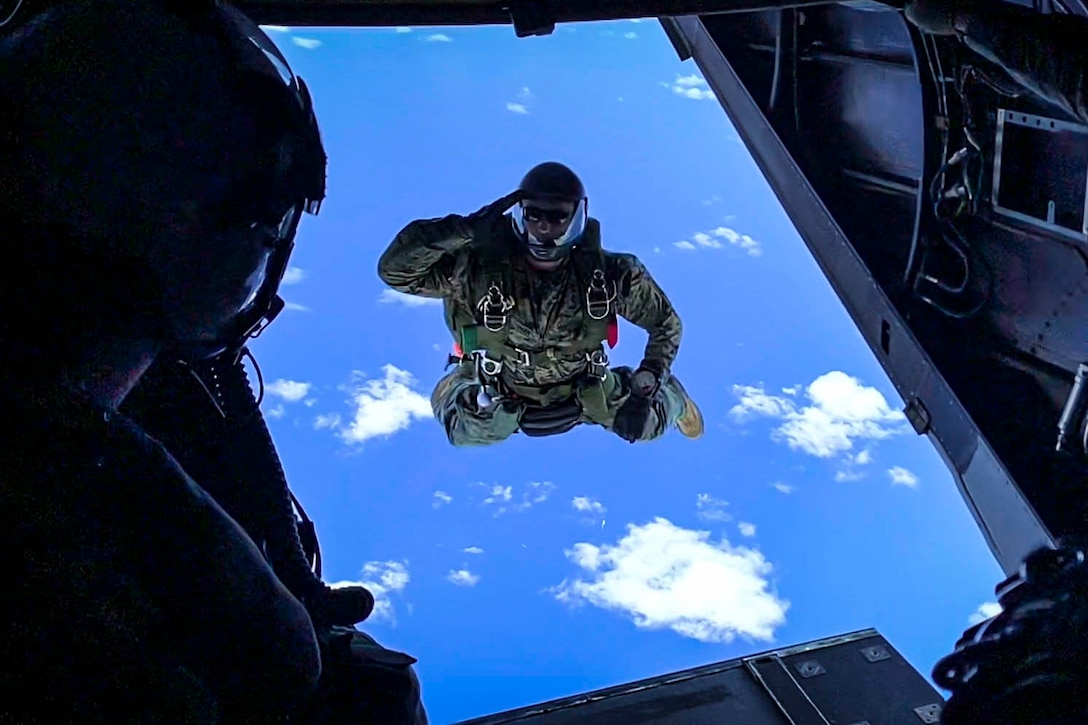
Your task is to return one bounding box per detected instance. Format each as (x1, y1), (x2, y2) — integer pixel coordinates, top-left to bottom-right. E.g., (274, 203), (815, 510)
(464, 260), (615, 386)
(586, 269), (617, 321)
(476, 282), (515, 332)
(444, 218), (620, 410)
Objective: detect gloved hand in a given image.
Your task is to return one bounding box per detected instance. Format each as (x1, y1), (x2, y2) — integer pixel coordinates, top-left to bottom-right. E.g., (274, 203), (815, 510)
(612, 368), (659, 444)
(308, 585), (376, 628)
(903, 0), (975, 36)
(464, 190), (523, 241)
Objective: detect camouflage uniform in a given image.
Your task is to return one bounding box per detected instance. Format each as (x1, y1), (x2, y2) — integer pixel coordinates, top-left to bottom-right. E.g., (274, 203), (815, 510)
(378, 210), (698, 446)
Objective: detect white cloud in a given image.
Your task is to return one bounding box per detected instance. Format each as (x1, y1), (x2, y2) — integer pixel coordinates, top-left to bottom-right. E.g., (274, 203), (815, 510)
(625, 32), (638, 39)
(738, 522), (757, 537)
(572, 496), (606, 515)
(835, 448), (874, 482)
(675, 74), (706, 87)
(265, 379), (311, 403)
(266, 404), (286, 419)
(731, 371), (907, 459)
(506, 102), (529, 115)
(666, 73), (716, 101)
(448, 569), (481, 587)
(378, 288), (442, 307)
(481, 481), (555, 515)
(338, 365), (433, 444)
(395, 26), (412, 33)
(888, 466), (919, 488)
(516, 87), (533, 100)
(525, 481), (555, 505)
(483, 485), (512, 506)
(710, 226), (762, 256)
(969, 601), (1002, 625)
(426, 33), (452, 42)
(553, 518), (788, 643)
(692, 232), (719, 248)
(772, 482), (795, 494)
(314, 413), (340, 430)
(433, 490), (453, 508)
(261, 25), (290, 32)
(676, 226), (761, 257)
(464, 546), (484, 555)
(696, 493), (731, 522)
(329, 560), (409, 623)
(282, 266), (306, 285)
(283, 300), (310, 312)
(291, 37), (322, 49)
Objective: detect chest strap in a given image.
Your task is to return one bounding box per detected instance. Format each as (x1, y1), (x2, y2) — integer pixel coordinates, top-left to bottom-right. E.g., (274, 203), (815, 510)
(449, 250), (618, 380)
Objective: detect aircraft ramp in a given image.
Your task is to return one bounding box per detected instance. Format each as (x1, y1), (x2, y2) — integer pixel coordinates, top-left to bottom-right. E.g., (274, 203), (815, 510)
(455, 628), (944, 724)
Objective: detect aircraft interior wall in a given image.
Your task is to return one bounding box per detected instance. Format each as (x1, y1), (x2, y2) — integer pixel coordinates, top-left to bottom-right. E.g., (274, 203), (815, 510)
(667, 3), (1088, 570)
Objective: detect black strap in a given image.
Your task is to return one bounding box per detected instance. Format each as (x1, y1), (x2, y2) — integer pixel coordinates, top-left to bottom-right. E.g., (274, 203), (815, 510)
(519, 397), (583, 437)
(289, 488), (321, 579)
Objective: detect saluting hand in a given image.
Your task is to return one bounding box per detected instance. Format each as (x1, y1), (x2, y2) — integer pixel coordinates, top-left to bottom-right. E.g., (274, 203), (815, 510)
(464, 190), (524, 241)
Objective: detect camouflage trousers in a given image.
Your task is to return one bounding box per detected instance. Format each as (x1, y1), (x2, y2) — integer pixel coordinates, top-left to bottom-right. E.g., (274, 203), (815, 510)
(431, 363), (688, 447)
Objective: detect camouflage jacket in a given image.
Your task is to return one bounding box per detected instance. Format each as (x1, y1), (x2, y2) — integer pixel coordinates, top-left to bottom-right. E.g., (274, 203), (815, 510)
(378, 211), (683, 391)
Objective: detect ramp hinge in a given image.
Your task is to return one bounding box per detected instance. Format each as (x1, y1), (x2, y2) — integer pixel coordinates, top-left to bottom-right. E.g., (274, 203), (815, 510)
(509, 1), (556, 37)
(904, 397), (932, 435)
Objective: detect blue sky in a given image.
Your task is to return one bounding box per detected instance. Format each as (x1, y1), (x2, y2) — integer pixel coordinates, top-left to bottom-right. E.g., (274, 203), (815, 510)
(251, 19), (1005, 723)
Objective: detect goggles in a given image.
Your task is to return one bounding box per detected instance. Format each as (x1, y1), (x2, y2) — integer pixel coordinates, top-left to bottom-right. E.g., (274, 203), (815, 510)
(511, 198), (589, 260)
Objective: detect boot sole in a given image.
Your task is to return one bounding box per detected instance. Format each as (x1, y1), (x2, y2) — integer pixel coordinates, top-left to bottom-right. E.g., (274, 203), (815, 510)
(669, 376), (704, 439)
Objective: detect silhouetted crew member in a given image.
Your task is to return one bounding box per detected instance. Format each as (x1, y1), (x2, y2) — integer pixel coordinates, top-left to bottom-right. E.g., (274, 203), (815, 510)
(0, 1), (329, 720)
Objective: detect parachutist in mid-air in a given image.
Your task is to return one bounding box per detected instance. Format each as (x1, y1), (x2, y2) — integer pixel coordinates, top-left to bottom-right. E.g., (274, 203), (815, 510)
(379, 161), (705, 446)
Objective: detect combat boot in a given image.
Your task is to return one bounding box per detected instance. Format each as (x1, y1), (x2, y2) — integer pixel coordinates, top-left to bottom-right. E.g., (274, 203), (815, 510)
(668, 375), (704, 439)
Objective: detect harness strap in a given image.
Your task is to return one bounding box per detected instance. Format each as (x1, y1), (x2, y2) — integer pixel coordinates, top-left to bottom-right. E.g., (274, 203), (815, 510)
(446, 219), (619, 383)
(519, 397), (583, 437)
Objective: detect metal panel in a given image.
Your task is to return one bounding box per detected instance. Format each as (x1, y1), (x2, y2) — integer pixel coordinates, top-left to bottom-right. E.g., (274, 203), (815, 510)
(992, 109), (1088, 241)
(454, 629), (943, 724)
(659, 14), (1054, 575)
(776, 636), (944, 724)
(230, 0), (846, 27)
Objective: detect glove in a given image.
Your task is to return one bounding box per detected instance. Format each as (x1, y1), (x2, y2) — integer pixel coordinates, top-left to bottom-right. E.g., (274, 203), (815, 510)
(464, 190), (523, 241)
(612, 368), (660, 444)
(308, 585), (376, 628)
(903, 0), (975, 35)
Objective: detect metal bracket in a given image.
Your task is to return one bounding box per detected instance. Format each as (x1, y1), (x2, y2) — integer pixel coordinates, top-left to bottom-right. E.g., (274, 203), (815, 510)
(477, 282), (515, 332)
(914, 703), (942, 723)
(509, 1), (555, 37)
(904, 397), (932, 435)
(794, 659), (825, 678)
(586, 269), (617, 320)
(860, 645), (891, 663)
